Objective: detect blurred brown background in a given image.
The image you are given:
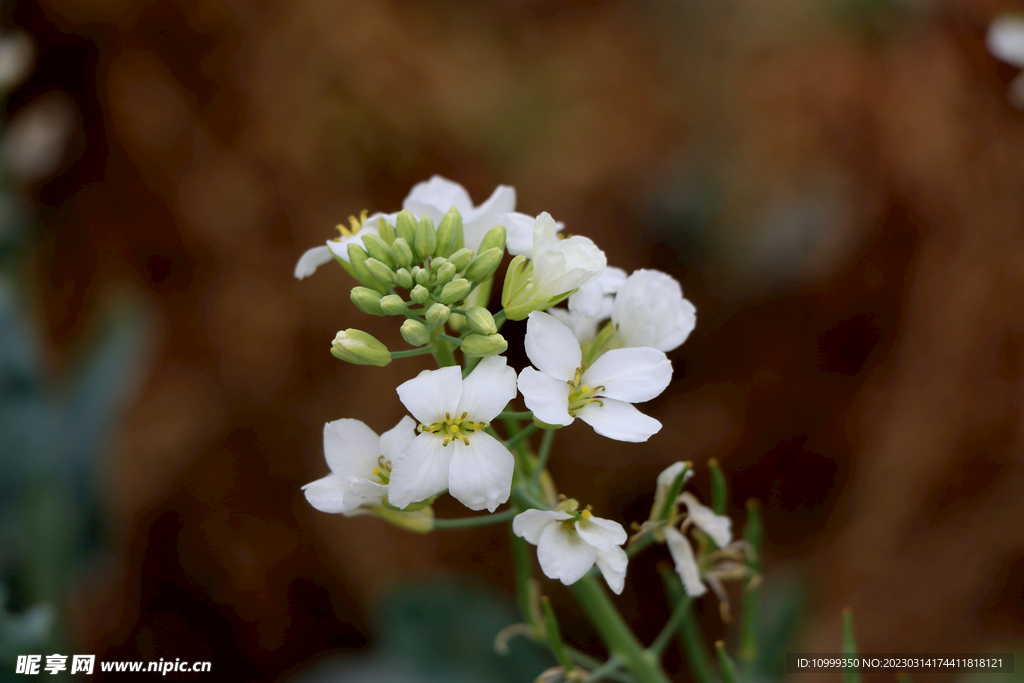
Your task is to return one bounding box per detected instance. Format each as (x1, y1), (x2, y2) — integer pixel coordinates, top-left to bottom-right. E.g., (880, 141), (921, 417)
(6, 0), (1024, 679)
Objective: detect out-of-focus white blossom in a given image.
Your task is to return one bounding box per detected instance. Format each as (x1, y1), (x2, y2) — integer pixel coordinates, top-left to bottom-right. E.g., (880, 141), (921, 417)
(612, 269), (696, 353)
(988, 16), (1024, 107)
(0, 31), (32, 95)
(5, 93), (75, 183)
(403, 175), (515, 252)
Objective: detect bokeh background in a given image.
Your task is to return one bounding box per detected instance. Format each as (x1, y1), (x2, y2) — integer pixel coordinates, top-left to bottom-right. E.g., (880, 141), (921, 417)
(1, 0), (1023, 680)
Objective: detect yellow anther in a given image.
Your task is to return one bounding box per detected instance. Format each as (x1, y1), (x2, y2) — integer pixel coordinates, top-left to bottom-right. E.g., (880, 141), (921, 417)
(581, 510), (592, 520)
(372, 467), (380, 476)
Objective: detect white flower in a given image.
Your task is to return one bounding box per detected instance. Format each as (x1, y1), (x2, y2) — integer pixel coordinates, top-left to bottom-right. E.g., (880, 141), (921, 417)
(389, 356), (518, 512)
(531, 213), (606, 297)
(513, 508), (628, 594)
(664, 526), (707, 597)
(988, 16), (1024, 107)
(294, 210), (397, 279)
(517, 311), (671, 442)
(663, 492), (735, 598)
(548, 305), (609, 345)
(403, 175), (515, 252)
(612, 269), (696, 353)
(302, 416), (416, 514)
(568, 266), (626, 319)
(497, 211), (564, 257)
(678, 492), (732, 547)
(649, 461), (694, 523)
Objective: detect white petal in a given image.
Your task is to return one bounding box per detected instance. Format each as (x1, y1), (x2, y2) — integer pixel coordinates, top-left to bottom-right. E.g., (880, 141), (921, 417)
(524, 311), (582, 382)
(457, 355), (518, 422)
(657, 462), (693, 490)
(594, 545), (628, 595)
(574, 516), (627, 553)
(386, 433), (452, 509)
(517, 367), (573, 426)
(325, 224), (382, 262)
(534, 235), (607, 297)
(403, 175), (473, 223)
(583, 347), (672, 403)
(500, 211), (560, 257)
(379, 415), (418, 461)
(323, 418), (380, 480)
(548, 307), (603, 345)
(447, 432), (514, 512)
(462, 185), (517, 252)
(537, 522), (598, 586)
(302, 474), (386, 514)
(512, 509), (571, 544)
(665, 526), (707, 597)
(294, 245), (334, 279)
(989, 16), (1024, 66)
(679, 492), (732, 547)
(567, 266), (627, 317)
(612, 270), (696, 353)
(396, 366), (463, 425)
(575, 398), (662, 442)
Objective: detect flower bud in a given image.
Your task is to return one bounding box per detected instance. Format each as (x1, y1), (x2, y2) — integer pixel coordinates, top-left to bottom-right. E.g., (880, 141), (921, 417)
(466, 306), (497, 335)
(350, 286), (386, 316)
(461, 333), (508, 358)
(372, 505), (434, 533)
(439, 278), (472, 304)
(414, 215), (436, 259)
(410, 284), (430, 304)
(396, 210), (418, 249)
(331, 329), (391, 366)
(362, 233), (395, 269)
(347, 243), (387, 294)
(434, 206), (464, 257)
(465, 247), (503, 283)
(429, 256), (447, 275)
(376, 216), (396, 245)
(478, 224), (506, 254)
(426, 303), (451, 326)
(394, 267), (414, 290)
(400, 319), (430, 346)
(434, 261), (457, 287)
(413, 266), (430, 286)
(391, 237), (414, 268)
(449, 248), (474, 272)
(365, 258), (395, 286)
(379, 294), (408, 315)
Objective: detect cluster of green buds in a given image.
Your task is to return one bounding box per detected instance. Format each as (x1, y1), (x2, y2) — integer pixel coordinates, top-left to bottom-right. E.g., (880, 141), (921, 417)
(334, 206), (509, 364)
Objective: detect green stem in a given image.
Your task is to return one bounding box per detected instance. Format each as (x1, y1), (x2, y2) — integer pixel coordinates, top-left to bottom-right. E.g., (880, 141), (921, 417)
(430, 337), (457, 367)
(510, 530), (540, 631)
(504, 423), (538, 450)
(493, 309), (507, 331)
(512, 485), (551, 511)
(438, 333), (463, 346)
(569, 575), (671, 683)
(659, 566), (716, 683)
(432, 509), (517, 529)
(648, 589), (694, 658)
(532, 428), (556, 484)
(586, 656), (625, 683)
(498, 410), (534, 420)
(390, 347), (433, 359)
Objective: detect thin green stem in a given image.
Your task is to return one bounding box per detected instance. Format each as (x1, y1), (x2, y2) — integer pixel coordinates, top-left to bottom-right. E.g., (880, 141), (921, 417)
(532, 428), (556, 484)
(512, 485), (551, 511)
(493, 309), (507, 331)
(510, 529), (540, 631)
(430, 336), (456, 367)
(390, 347), (433, 359)
(569, 575), (670, 683)
(504, 422), (538, 451)
(438, 333), (463, 346)
(648, 590), (694, 658)
(658, 566), (716, 683)
(586, 656), (625, 683)
(498, 410), (534, 420)
(432, 509), (516, 529)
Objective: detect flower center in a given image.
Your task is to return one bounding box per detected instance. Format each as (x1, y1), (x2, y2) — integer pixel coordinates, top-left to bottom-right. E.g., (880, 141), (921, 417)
(336, 209), (369, 238)
(565, 366), (605, 417)
(556, 496), (594, 528)
(418, 411), (489, 447)
(371, 455), (392, 484)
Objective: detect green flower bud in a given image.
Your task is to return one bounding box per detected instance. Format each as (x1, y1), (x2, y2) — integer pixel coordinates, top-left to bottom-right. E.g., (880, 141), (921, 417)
(331, 329), (391, 366)
(351, 286), (386, 316)
(449, 248), (474, 272)
(465, 247), (503, 283)
(371, 505), (433, 533)
(394, 267), (414, 290)
(400, 319), (430, 347)
(376, 216), (396, 245)
(348, 243), (387, 294)
(426, 303), (451, 326)
(380, 294), (408, 316)
(362, 233), (395, 269)
(434, 206), (464, 258)
(392, 237), (414, 268)
(396, 210), (418, 249)
(414, 267), (430, 286)
(365, 258), (395, 286)
(439, 278), (472, 305)
(415, 215), (436, 259)
(461, 333), (508, 358)
(435, 261), (457, 288)
(410, 284), (430, 304)
(478, 224), (506, 254)
(466, 306), (497, 335)
(429, 256), (447, 275)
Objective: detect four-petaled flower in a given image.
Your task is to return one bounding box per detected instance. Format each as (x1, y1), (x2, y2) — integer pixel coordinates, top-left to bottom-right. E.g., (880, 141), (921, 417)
(403, 175), (515, 252)
(518, 311), (672, 442)
(389, 356), (518, 512)
(513, 506), (628, 594)
(294, 210), (398, 279)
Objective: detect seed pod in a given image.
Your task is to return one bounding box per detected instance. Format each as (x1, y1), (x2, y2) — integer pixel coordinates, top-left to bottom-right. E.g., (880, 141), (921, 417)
(362, 233), (395, 269)
(478, 224), (506, 254)
(331, 329), (391, 366)
(434, 261), (457, 288)
(439, 278), (472, 305)
(392, 237), (414, 268)
(461, 333), (508, 358)
(379, 294), (408, 316)
(414, 215), (436, 259)
(466, 306), (497, 335)
(350, 287), (386, 317)
(425, 303), (451, 326)
(409, 284), (430, 304)
(365, 258), (395, 286)
(434, 206), (464, 258)
(465, 247), (503, 283)
(400, 319), (430, 347)
(449, 248), (474, 272)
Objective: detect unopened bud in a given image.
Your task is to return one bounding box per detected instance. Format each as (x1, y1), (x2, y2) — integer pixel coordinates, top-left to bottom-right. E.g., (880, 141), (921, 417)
(415, 215), (436, 259)
(449, 248), (474, 272)
(434, 206), (464, 257)
(331, 329), (391, 366)
(478, 225), (506, 254)
(466, 306), (497, 335)
(400, 319), (430, 346)
(380, 294), (408, 315)
(461, 333), (508, 358)
(351, 287), (386, 316)
(365, 258), (395, 286)
(426, 303), (451, 326)
(429, 256), (447, 275)
(362, 233), (395, 269)
(435, 261), (457, 287)
(348, 243), (387, 294)
(392, 237), (414, 268)
(413, 266), (430, 286)
(376, 216), (396, 245)
(465, 247), (503, 283)
(396, 210), (418, 248)
(394, 268), (414, 290)
(439, 278), (472, 304)
(410, 284), (430, 304)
